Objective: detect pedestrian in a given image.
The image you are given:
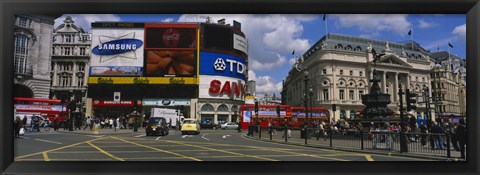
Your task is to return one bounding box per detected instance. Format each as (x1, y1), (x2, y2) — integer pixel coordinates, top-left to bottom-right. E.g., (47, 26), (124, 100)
(113, 118), (118, 132)
(14, 116), (23, 138)
(432, 121), (445, 149)
(455, 119), (467, 159)
(22, 116), (27, 130)
(420, 122), (428, 147)
(282, 119), (291, 138)
(272, 120), (278, 136)
(53, 116), (59, 131)
(84, 117), (91, 130)
(317, 120), (327, 141)
(447, 121), (460, 151)
(30, 115), (39, 132)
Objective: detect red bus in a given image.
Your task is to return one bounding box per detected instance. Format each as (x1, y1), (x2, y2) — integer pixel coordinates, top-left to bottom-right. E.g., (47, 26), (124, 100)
(289, 107), (329, 128)
(240, 104), (291, 129)
(14, 97), (67, 124)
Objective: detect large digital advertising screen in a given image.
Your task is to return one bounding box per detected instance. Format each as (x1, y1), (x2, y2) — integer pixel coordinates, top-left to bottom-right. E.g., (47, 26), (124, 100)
(89, 23), (145, 76)
(145, 50), (196, 76)
(199, 52), (246, 80)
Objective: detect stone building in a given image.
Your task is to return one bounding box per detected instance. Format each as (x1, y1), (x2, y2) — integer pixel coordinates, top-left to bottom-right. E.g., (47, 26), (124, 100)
(50, 16), (92, 110)
(430, 51), (467, 120)
(14, 15), (58, 98)
(284, 33), (438, 122)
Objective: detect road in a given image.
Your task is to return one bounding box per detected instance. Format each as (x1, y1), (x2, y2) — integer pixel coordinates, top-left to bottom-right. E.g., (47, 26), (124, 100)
(14, 129), (432, 161)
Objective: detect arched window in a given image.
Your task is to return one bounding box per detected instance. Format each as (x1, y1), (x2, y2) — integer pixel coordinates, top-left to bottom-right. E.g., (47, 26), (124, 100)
(354, 46), (362, 51)
(231, 105), (239, 113)
(218, 104), (229, 112)
(335, 44), (343, 49)
(340, 110), (346, 119)
(201, 104), (214, 112)
(350, 110), (355, 119)
(346, 45), (353, 50)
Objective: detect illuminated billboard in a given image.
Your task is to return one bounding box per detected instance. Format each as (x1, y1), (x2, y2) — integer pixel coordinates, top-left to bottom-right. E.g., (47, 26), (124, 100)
(199, 52), (246, 80)
(199, 75), (245, 101)
(145, 50), (196, 76)
(90, 23), (145, 76)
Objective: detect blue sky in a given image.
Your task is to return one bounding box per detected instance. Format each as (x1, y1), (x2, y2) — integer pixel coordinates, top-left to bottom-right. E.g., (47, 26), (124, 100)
(55, 14), (466, 98)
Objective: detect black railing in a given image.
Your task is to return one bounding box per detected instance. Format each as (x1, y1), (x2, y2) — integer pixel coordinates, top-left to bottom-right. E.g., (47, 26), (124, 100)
(248, 126), (461, 159)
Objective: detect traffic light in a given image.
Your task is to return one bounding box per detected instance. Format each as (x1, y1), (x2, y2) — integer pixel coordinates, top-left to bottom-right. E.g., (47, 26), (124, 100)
(133, 100), (138, 111)
(406, 89), (417, 111)
(276, 105), (280, 117)
(254, 101), (259, 114)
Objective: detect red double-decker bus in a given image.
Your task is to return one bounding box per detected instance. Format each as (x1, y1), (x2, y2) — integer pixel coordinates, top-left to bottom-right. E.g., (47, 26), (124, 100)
(288, 107), (329, 128)
(14, 97), (67, 124)
(239, 104), (291, 129)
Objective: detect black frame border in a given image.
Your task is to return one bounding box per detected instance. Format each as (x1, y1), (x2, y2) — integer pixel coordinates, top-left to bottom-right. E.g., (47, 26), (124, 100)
(1, 0), (479, 175)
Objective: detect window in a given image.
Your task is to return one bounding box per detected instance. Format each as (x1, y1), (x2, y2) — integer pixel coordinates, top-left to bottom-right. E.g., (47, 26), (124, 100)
(77, 75), (84, 86)
(323, 69), (327, 75)
(64, 47), (71, 56)
(18, 16), (27, 27)
(65, 35), (72, 43)
(323, 89), (329, 100)
(52, 47), (55, 55)
(416, 77), (418, 81)
(14, 35), (29, 74)
(422, 77), (425, 82)
(349, 90), (354, 100)
(359, 90), (364, 100)
(359, 71), (363, 77)
(350, 70), (353, 76)
(79, 48), (86, 56)
(339, 90), (345, 100)
(386, 84), (389, 93)
(340, 70), (343, 75)
(78, 63), (85, 72)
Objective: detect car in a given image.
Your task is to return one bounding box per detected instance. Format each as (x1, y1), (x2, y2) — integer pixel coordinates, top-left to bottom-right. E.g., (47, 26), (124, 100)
(221, 122), (238, 130)
(200, 121), (220, 130)
(145, 117), (169, 136)
(181, 119), (200, 135)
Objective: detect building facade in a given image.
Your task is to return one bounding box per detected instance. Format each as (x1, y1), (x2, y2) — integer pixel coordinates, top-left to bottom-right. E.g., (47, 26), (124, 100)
(50, 16), (92, 110)
(284, 33), (438, 122)
(14, 15), (58, 98)
(430, 51), (467, 121)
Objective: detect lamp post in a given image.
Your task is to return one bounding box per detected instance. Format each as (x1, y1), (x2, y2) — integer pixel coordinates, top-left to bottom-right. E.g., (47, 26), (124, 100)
(309, 86), (314, 129)
(422, 84), (430, 127)
(303, 71), (309, 144)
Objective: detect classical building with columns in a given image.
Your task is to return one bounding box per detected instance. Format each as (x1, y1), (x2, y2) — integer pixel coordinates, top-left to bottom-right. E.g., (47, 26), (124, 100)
(284, 33), (438, 122)
(50, 16), (92, 108)
(14, 15), (59, 98)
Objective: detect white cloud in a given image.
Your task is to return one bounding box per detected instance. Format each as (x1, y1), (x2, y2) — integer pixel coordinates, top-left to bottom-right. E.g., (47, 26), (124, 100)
(417, 19), (438, 29)
(452, 24), (466, 41)
(54, 14), (121, 32)
(178, 14), (313, 71)
(423, 36), (457, 51)
(333, 14), (411, 37)
(162, 18), (174, 22)
(248, 70), (283, 97)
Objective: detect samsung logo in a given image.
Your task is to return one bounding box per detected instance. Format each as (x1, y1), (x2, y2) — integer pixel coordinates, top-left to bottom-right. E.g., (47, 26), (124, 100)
(92, 39), (143, 55)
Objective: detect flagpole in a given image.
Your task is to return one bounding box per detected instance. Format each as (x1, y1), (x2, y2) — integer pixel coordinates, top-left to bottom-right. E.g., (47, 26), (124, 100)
(324, 14), (328, 38)
(410, 28), (413, 51)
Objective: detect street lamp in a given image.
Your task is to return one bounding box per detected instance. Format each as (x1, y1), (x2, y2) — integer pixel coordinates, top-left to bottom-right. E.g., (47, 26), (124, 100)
(422, 84), (430, 127)
(309, 86), (314, 129)
(293, 56), (310, 144)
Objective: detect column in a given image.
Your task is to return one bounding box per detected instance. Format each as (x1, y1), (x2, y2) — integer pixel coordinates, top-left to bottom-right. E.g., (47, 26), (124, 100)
(395, 72), (399, 102)
(214, 114), (218, 124)
(332, 65), (337, 102)
(52, 62), (58, 86)
(383, 71), (387, 93)
(72, 63), (77, 87)
(406, 74), (410, 89)
(84, 62), (88, 87)
(228, 113), (232, 122)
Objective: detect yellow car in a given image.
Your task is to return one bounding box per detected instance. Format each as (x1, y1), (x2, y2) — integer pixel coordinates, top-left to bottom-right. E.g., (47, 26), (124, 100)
(181, 119), (200, 135)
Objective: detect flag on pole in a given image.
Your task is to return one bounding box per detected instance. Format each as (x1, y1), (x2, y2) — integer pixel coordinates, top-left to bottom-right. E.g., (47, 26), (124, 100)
(292, 50), (295, 55)
(408, 30), (411, 36)
(437, 45), (440, 51)
(448, 42), (454, 48)
(323, 14), (326, 21)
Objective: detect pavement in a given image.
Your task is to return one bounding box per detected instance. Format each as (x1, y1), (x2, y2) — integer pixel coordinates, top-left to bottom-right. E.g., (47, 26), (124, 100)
(244, 129), (465, 161)
(55, 127), (141, 135)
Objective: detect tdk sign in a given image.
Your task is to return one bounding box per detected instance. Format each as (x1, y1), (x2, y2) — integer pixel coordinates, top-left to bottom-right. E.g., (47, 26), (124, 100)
(201, 52), (247, 80)
(92, 39), (143, 55)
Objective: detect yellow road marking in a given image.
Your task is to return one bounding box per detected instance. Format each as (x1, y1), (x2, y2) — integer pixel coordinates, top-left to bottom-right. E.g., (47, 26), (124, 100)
(87, 141), (125, 161)
(365, 154), (374, 161)
(111, 137), (202, 161)
(42, 152), (50, 161)
(15, 136), (108, 160)
(164, 140), (279, 161)
(17, 158), (114, 161)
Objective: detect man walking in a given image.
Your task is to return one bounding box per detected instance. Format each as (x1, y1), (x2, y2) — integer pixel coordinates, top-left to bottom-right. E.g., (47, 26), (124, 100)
(455, 119), (467, 159)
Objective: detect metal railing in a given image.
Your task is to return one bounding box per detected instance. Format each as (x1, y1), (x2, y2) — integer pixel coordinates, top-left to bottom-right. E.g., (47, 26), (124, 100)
(247, 125), (461, 159)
